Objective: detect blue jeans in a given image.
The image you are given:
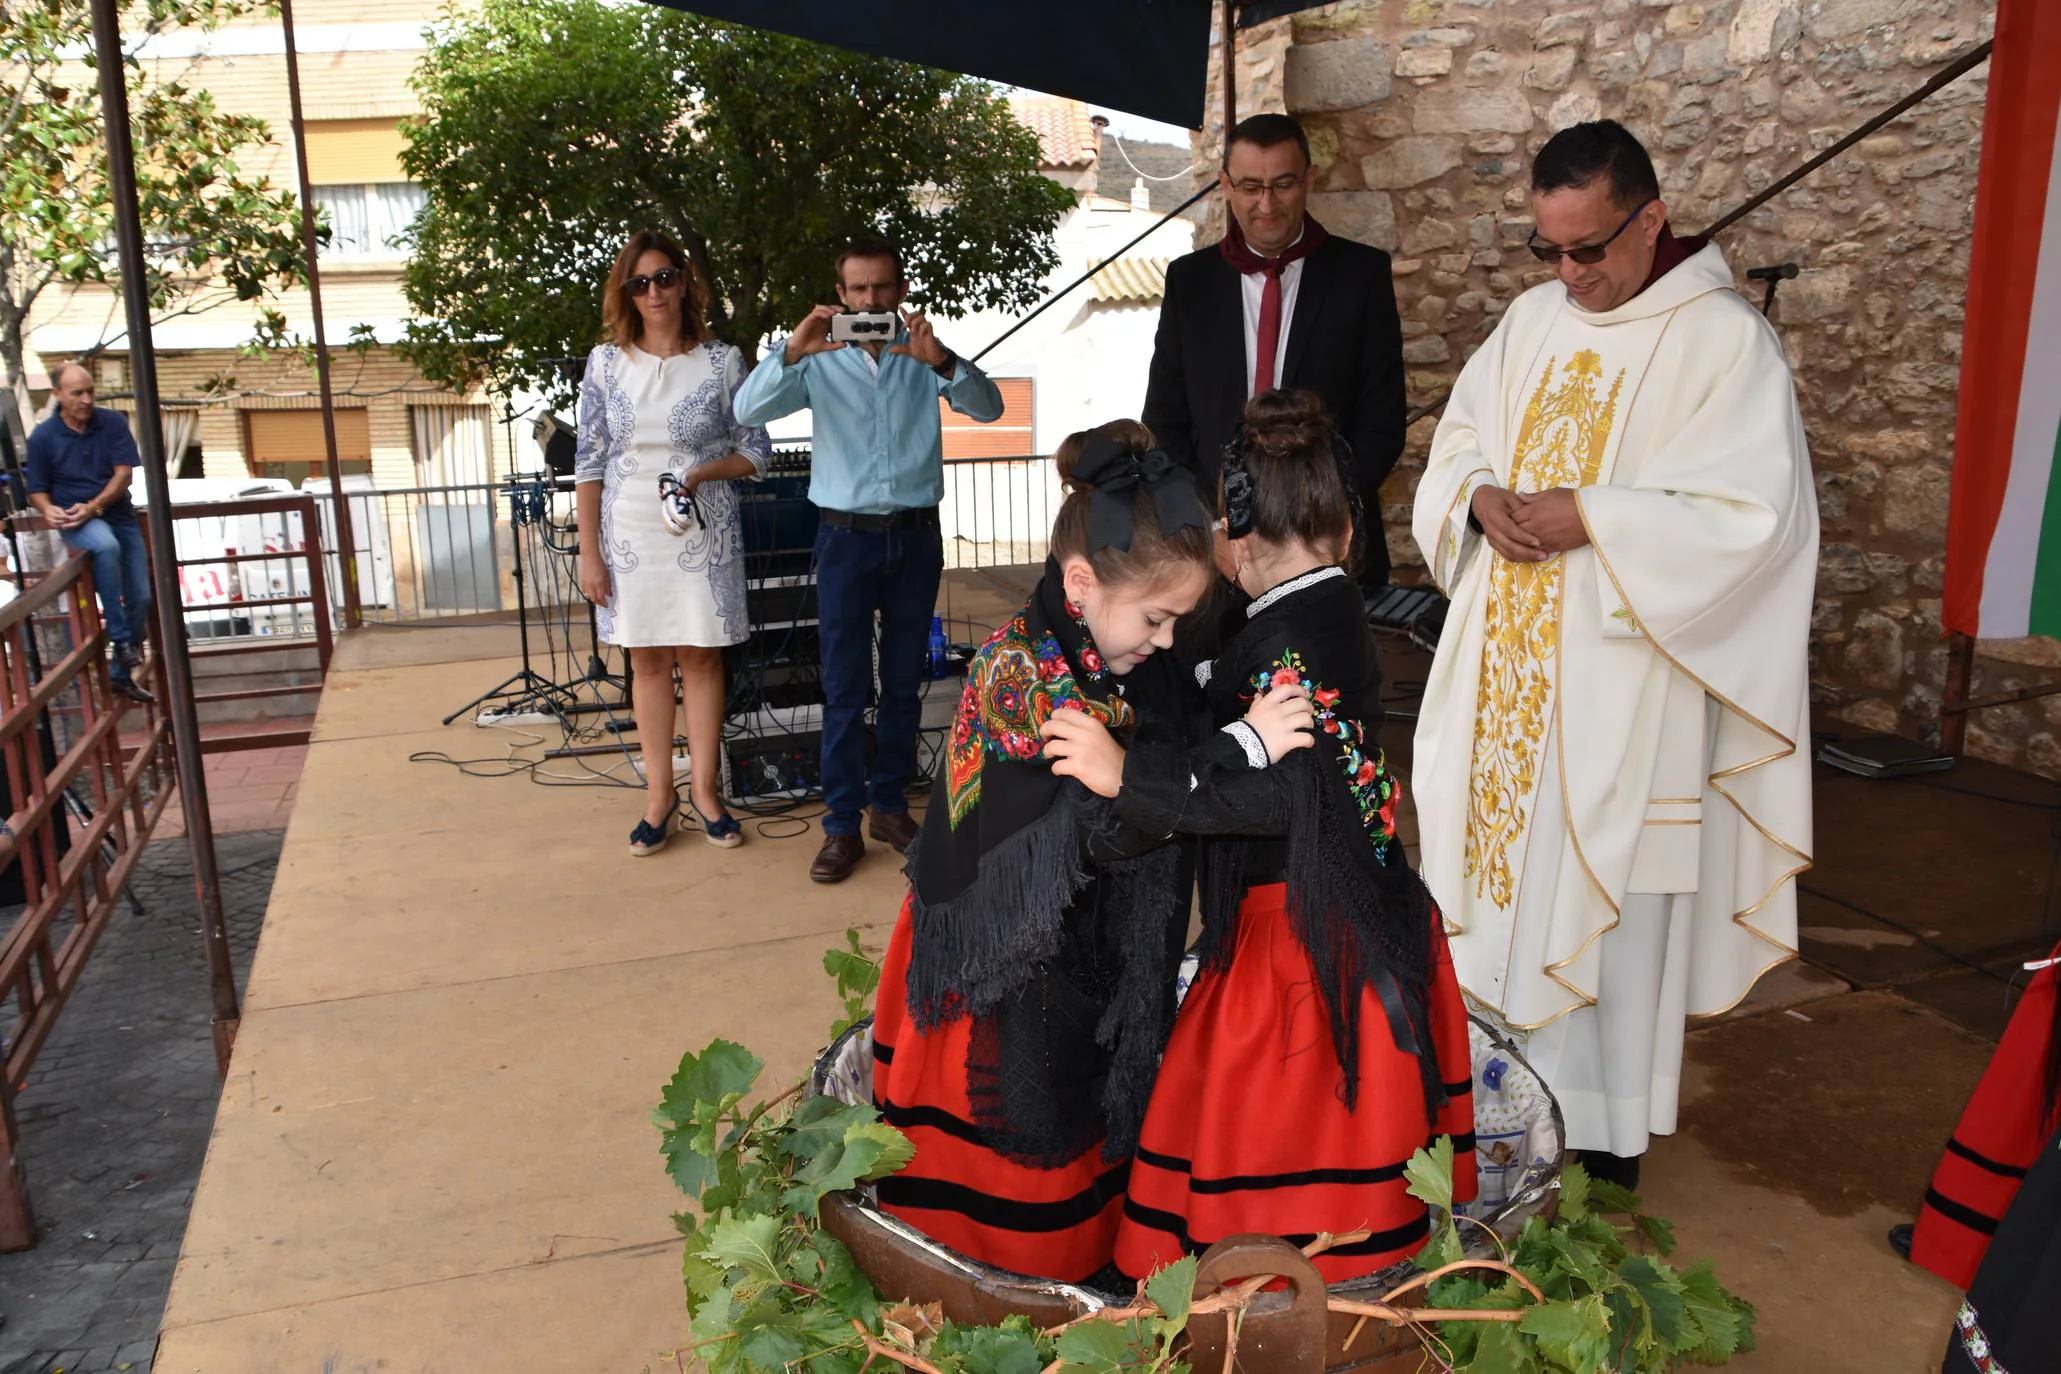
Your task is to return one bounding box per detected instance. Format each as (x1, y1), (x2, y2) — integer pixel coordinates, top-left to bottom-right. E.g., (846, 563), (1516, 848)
(813, 520), (943, 836)
(61, 517), (152, 680)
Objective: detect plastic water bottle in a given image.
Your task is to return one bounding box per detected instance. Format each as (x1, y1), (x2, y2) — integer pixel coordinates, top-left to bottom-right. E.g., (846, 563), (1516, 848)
(928, 615), (949, 678)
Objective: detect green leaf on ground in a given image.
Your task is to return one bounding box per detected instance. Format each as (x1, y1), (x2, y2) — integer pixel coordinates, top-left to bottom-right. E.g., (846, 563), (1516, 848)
(1465, 1321), (1536, 1374)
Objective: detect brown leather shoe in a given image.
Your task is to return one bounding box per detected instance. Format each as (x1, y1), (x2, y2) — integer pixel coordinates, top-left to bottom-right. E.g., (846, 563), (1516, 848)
(866, 809), (920, 855)
(810, 833), (865, 884)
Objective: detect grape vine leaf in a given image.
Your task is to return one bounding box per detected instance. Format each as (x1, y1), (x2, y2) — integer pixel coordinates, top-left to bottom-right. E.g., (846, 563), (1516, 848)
(1678, 1259), (1750, 1362)
(845, 1121), (917, 1180)
(1517, 1294), (1613, 1372)
(702, 1213), (785, 1287)
(1054, 1318), (1145, 1373)
(1619, 1255), (1690, 1348)
(1403, 1135), (1457, 1214)
(1144, 1254), (1198, 1332)
(1466, 1321), (1536, 1374)
(1557, 1162), (1591, 1222)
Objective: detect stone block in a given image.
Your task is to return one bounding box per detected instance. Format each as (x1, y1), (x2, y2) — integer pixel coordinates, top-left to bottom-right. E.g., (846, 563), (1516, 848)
(1549, 89), (1604, 128)
(1435, 252), (1473, 274)
(1414, 86), (1536, 134)
(1727, 0), (1798, 61)
(1885, 464), (1951, 535)
(1779, 266), (1854, 323)
(1683, 31), (1729, 76)
(1310, 190), (1398, 251)
(1406, 26), (1478, 46)
(1844, 609), (1905, 690)
(1665, 4), (1707, 34)
(1416, 294), (1452, 324)
(1468, 214), (1498, 249)
(1525, 46), (1580, 91)
(1402, 217), (1462, 254)
(1286, 36), (1394, 113)
(1818, 543), (1873, 594)
(1536, 11), (1592, 48)
(1804, 0), (1929, 42)
(1398, 46), (1456, 77)
(1469, 131), (1519, 154)
(1466, 50), (1510, 81)
(1588, 50), (1644, 87)
(1403, 335), (1454, 363)
(1361, 137), (1465, 188)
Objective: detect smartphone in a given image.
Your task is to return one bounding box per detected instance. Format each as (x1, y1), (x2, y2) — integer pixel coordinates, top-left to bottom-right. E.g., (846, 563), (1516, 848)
(828, 311), (899, 344)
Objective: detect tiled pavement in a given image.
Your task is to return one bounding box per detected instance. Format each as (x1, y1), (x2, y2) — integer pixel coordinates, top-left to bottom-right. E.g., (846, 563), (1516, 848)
(0, 827), (281, 1374)
(148, 717), (314, 840)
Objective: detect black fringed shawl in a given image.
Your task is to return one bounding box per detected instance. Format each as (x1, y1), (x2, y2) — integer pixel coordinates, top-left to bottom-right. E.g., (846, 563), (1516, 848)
(1196, 568), (1444, 1123)
(904, 565), (1191, 1167)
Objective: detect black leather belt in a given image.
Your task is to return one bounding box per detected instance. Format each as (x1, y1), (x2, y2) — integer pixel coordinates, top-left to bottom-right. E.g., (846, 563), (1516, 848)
(819, 506), (939, 533)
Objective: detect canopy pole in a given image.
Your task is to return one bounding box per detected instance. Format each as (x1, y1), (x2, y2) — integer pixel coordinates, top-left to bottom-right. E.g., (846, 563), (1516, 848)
(278, 0), (363, 630)
(86, 0), (242, 1069)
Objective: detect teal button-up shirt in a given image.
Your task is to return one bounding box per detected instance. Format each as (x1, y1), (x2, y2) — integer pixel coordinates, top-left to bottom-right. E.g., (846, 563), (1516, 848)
(733, 336), (1004, 515)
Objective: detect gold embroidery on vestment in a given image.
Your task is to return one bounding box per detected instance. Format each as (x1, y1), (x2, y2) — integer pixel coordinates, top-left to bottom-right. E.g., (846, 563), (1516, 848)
(1464, 349), (1626, 907)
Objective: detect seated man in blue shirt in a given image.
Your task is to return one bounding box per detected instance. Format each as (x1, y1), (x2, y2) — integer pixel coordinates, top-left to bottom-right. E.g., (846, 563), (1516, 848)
(736, 239), (1004, 883)
(27, 362), (155, 703)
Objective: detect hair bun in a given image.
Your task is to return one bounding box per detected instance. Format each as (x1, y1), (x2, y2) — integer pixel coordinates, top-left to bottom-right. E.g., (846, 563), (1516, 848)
(1242, 388), (1331, 456)
(1056, 418), (1155, 494)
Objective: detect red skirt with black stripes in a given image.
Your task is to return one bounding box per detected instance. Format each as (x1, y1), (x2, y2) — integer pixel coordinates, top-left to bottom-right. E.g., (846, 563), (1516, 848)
(1113, 882), (1477, 1284)
(1911, 941), (2060, 1290)
(870, 897), (1128, 1282)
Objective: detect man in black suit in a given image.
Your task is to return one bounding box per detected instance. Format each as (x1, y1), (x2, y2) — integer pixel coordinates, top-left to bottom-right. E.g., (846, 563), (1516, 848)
(1143, 113), (1409, 593)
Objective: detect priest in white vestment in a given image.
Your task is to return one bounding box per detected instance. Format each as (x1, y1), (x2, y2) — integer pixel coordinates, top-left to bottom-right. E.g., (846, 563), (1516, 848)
(1411, 120), (1815, 1176)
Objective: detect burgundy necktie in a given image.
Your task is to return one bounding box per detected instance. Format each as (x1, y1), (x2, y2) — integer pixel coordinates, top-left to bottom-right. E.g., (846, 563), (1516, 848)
(1253, 262), (1284, 394)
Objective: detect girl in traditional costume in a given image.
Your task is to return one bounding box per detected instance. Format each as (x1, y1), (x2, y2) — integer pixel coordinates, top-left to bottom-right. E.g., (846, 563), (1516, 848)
(1905, 941), (2061, 1373)
(870, 421), (1315, 1282)
(1103, 390), (1479, 1284)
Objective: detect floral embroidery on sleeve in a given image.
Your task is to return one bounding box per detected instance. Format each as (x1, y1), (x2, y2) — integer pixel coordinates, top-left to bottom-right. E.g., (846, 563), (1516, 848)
(1249, 650), (1401, 858)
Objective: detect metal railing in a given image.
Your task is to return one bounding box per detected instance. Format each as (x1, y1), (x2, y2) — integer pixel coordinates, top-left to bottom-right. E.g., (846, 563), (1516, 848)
(942, 455), (1060, 570)
(148, 495), (335, 752)
(0, 554), (174, 1249)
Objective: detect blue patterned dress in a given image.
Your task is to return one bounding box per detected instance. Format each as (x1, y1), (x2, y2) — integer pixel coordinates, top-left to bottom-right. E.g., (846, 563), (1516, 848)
(574, 340), (771, 647)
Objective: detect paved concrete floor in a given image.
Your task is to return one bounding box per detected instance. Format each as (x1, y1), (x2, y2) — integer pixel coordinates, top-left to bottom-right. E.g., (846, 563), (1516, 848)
(0, 830), (280, 1374)
(103, 603), (2058, 1371)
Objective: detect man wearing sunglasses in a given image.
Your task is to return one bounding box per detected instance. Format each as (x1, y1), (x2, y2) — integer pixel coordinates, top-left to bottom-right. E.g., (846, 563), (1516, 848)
(736, 238), (1003, 884)
(1410, 120), (1816, 1195)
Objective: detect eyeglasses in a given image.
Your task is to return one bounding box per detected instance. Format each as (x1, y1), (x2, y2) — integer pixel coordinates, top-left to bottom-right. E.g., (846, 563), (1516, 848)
(1225, 174), (1306, 199)
(1526, 199), (1656, 266)
(626, 267), (684, 297)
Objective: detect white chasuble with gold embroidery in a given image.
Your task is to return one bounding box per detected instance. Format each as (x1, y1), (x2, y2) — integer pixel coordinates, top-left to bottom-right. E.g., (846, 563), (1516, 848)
(1410, 243), (1814, 1056)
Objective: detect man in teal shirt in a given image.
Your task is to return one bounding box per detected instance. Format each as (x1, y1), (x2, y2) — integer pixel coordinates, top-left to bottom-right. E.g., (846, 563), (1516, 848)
(736, 239), (1004, 883)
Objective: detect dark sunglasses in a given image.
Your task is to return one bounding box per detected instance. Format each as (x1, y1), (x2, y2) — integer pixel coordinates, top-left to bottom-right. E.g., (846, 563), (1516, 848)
(1527, 198), (1656, 266)
(626, 266), (684, 297)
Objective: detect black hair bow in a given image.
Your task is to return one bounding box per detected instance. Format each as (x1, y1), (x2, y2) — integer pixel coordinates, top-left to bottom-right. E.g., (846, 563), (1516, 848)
(1074, 435), (1213, 554)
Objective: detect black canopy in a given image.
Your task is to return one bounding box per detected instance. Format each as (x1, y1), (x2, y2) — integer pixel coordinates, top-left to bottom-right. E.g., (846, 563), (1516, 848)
(640, 1), (1326, 129)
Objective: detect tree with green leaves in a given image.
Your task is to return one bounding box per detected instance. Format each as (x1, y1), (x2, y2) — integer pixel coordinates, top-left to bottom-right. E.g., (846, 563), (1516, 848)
(0, 0), (308, 450)
(400, 0), (1076, 403)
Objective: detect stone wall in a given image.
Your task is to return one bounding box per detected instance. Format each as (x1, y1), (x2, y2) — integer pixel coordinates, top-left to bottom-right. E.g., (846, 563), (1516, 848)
(1192, 0), (2057, 774)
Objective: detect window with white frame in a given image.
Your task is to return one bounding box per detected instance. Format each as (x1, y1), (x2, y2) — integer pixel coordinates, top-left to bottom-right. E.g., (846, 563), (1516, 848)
(312, 182), (426, 259)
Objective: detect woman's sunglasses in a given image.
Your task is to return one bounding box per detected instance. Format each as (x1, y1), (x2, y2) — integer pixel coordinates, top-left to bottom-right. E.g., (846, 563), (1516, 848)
(1526, 198), (1655, 266)
(626, 267), (684, 297)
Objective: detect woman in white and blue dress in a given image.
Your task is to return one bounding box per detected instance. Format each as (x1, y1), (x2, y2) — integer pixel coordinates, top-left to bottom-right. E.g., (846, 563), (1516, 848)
(574, 230), (772, 856)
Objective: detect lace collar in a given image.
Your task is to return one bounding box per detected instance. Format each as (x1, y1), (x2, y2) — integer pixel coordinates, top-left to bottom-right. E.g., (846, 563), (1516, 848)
(1245, 565), (1348, 619)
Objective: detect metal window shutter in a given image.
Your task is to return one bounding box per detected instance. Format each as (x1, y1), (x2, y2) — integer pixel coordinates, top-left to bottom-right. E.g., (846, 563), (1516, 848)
(245, 409), (372, 463)
(304, 118), (409, 185)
